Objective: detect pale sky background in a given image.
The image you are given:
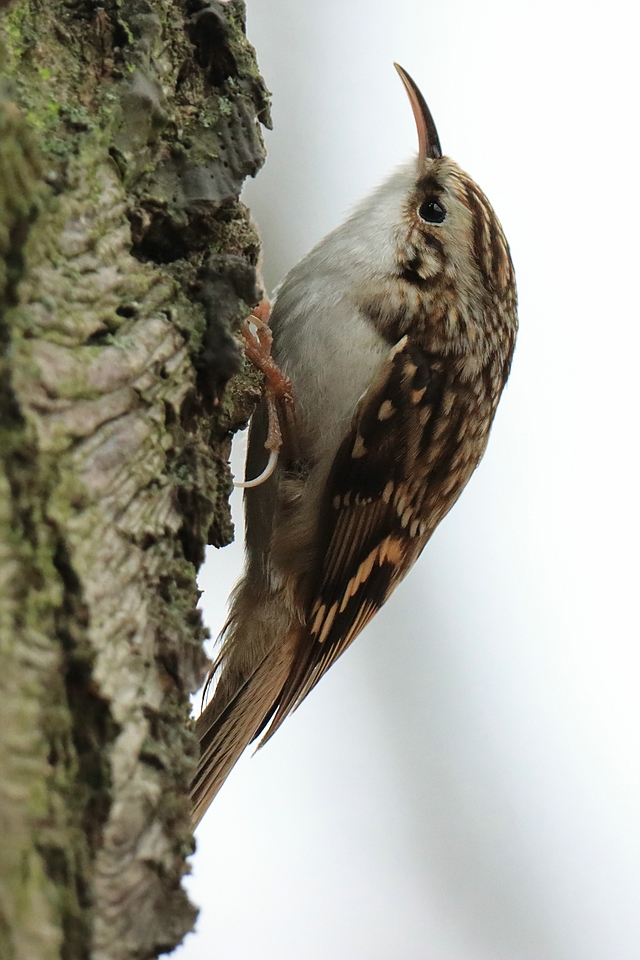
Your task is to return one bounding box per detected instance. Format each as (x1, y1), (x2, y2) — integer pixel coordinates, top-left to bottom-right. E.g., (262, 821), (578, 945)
(175, 2), (640, 958)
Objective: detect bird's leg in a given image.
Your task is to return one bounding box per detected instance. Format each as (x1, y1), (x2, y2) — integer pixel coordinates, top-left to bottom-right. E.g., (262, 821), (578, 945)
(240, 299), (292, 405)
(236, 300), (297, 488)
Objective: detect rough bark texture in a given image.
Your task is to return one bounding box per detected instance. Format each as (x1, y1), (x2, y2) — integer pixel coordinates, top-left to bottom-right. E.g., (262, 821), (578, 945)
(0, 2), (268, 958)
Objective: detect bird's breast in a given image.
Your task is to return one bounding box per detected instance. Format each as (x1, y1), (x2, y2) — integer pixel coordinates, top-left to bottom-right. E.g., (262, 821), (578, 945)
(271, 292), (389, 470)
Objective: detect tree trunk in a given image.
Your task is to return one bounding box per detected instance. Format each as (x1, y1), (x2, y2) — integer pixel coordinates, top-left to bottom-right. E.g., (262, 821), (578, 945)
(0, 2), (268, 957)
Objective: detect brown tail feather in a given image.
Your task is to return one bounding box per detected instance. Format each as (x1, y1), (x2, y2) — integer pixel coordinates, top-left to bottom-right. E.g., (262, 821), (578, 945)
(191, 627), (299, 826)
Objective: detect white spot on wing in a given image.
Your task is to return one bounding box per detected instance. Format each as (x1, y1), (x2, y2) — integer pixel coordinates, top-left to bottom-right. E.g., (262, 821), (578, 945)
(352, 434), (367, 459)
(378, 399), (396, 420)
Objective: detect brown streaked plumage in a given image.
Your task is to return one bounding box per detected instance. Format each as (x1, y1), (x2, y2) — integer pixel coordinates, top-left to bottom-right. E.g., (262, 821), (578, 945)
(191, 65), (517, 826)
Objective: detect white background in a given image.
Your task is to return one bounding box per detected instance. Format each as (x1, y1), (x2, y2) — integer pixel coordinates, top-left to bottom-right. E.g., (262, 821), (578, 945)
(175, 2), (640, 958)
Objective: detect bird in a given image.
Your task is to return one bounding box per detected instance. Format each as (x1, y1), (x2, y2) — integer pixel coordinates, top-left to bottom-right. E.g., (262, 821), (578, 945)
(191, 64), (517, 826)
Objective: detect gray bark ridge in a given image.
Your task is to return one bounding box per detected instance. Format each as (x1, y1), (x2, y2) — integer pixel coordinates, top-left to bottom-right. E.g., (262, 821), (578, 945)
(0, 2), (268, 958)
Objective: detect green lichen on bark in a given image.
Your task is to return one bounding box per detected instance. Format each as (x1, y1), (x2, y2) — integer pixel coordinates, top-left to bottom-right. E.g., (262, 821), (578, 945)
(0, 74), (64, 960)
(0, 2), (269, 958)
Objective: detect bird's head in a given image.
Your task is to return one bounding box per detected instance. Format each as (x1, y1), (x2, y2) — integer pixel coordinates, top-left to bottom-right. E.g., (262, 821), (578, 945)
(359, 65), (517, 364)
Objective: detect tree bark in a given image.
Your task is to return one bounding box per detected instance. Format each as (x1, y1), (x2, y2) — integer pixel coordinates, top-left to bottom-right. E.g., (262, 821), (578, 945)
(0, 2), (268, 958)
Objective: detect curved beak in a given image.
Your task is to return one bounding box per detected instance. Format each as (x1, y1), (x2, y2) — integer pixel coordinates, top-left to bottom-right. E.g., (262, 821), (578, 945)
(394, 63), (442, 166)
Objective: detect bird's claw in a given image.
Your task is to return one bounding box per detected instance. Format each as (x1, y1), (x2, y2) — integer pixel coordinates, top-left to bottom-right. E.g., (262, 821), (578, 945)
(236, 301), (296, 488)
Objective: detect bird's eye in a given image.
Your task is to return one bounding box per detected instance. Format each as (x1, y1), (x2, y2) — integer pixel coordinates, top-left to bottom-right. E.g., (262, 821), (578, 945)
(418, 198), (446, 224)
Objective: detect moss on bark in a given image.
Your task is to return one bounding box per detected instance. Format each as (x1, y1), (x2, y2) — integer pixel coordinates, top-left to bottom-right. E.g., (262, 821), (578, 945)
(0, 2), (269, 957)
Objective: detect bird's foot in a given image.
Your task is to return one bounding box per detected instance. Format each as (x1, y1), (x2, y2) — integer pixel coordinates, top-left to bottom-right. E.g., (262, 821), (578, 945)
(236, 301), (296, 488)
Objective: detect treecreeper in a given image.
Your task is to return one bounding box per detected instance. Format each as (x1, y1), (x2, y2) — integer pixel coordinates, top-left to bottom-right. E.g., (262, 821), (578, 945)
(192, 65), (518, 825)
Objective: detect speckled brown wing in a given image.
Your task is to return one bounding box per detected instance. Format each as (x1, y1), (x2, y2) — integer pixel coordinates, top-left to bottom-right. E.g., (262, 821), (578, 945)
(258, 336), (456, 742)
